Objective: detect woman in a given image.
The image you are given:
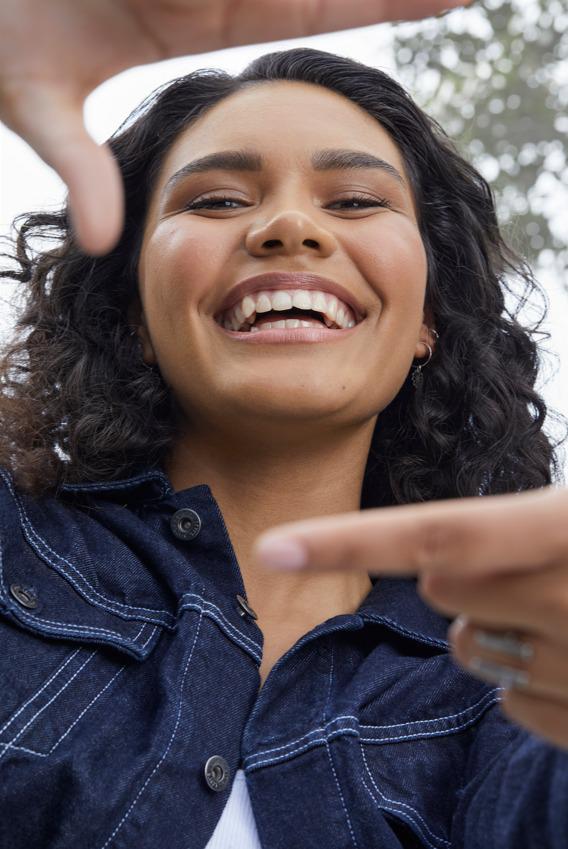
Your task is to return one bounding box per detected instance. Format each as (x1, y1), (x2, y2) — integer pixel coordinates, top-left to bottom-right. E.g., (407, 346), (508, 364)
(0, 46), (566, 848)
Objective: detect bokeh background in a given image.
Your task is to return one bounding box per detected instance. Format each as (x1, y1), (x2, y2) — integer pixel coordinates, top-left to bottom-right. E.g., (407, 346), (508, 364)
(1, 0), (567, 474)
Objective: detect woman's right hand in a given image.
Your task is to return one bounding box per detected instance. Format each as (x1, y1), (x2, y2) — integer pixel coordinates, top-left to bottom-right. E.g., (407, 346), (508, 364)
(0, 0), (466, 256)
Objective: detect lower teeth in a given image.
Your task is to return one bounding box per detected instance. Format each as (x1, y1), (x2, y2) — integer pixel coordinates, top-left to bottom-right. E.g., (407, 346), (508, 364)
(234, 319), (339, 333)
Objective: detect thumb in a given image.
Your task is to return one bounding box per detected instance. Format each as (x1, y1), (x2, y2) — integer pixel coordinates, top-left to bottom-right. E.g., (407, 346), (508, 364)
(3, 85), (124, 256)
(52, 133), (125, 257)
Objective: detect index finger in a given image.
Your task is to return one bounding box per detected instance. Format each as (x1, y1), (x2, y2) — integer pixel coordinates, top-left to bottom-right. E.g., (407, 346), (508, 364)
(252, 486), (564, 577)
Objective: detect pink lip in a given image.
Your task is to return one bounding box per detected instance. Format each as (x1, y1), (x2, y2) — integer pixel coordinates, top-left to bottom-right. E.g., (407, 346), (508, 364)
(214, 272), (366, 323)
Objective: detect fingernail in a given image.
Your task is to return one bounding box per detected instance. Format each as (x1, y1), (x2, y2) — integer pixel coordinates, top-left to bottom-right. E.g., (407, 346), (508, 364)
(256, 537), (308, 571)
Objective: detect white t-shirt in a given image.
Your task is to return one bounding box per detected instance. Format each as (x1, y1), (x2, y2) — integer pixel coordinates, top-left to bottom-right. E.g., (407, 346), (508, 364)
(205, 769), (262, 848)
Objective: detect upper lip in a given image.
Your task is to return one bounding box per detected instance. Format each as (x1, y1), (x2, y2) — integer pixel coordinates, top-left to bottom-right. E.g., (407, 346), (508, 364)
(214, 272), (367, 323)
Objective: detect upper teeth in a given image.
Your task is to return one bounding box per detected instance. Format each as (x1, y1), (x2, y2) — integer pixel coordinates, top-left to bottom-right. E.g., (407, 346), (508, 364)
(217, 289), (357, 332)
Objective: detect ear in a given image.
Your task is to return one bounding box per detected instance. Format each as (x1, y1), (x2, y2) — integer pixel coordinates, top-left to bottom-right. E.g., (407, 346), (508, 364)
(414, 305), (437, 360)
(127, 297), (157, 365)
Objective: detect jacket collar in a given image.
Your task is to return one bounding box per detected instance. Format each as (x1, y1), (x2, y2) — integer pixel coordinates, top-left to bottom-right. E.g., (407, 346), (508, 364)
(59, 466), (173, 503)
(59, 467), (451, 649)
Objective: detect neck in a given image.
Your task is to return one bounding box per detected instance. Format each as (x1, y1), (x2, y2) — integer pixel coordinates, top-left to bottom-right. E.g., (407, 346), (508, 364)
(164, 420), (377, 626)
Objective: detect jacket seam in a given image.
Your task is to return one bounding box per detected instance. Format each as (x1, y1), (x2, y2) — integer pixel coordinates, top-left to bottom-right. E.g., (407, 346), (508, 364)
(326, 737), (360, 848)
(0, 647), (83, 738)
(360, 740), (451, 848)
(0, 472), (261, 659)
(359, 689), (499, 732)
(1, 544), (156, 650)
(0, 651), (97, 763)
(244, 691), (498, 769)
(180, 597), (262, 663)
(361, 612), (450, 649)
(97, 607), (204, 849)
(0, 469), (177, 629)
(59, 470), (170, 497)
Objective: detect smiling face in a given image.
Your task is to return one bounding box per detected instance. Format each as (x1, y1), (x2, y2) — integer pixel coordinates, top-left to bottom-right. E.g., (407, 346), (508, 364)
(135, 80), (431, 445)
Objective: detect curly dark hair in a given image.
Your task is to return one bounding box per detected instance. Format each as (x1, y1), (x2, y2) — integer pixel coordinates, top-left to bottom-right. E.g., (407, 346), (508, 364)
(0, 47), (564, 505)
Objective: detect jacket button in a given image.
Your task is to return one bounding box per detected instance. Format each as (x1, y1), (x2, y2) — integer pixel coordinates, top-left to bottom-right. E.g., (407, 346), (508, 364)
(170, 508), (202, 541)
(204, 755), (230, 792)
(10, 584), (38, 609)
(236, 594), (258, 620)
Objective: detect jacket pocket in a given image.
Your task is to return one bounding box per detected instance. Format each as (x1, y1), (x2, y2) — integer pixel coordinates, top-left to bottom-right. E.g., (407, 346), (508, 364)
(356, 688), (501, 849)
(0, 619), (134, 760)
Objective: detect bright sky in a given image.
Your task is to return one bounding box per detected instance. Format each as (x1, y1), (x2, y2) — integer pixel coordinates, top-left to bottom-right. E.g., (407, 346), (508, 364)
(1, 16), (566, 479)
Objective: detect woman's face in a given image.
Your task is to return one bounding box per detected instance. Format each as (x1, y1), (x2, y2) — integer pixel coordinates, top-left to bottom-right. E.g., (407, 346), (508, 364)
(136, 81), (430, 441)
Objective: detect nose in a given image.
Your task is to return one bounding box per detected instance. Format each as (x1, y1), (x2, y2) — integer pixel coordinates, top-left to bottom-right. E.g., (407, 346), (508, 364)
(245, 208), (337, 258)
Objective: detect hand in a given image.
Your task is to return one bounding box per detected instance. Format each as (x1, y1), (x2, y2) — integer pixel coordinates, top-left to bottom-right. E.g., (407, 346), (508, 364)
(0, 0), (466, 256)
(253, 486), (568, 751)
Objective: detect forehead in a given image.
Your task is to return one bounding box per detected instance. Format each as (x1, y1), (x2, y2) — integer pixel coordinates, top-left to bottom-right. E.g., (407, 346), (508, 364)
(156, 80), (407, 186)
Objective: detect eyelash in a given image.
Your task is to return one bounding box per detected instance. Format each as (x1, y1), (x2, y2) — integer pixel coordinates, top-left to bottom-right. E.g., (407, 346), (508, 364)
(183, 193), (393, 211)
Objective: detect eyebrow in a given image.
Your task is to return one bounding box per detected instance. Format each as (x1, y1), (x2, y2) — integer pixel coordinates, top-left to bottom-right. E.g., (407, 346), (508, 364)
(162, 147), (406, 198)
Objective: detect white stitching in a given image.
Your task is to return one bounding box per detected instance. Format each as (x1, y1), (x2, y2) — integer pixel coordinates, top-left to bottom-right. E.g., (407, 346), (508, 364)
(358, 712), (498, 745)
(98, 607), (204, 849)
(359, 690), (498, 732)
(0, 626), (157, 759)
(60, 471), (169, 495)
(0, 652), (97, 762)
(47, 665), (126, 754)
(245, 716), (358, 764)
(2, 592), (156, 655)
(180, 600), (261, 664)
(360, 741), (450, 847)
(326, 738), (360, 848)
(181, 593), (261, 654)
(13, 607), (141, 640)
(0, 469), (175, 624)
(0, 648), (83, 737)
(0, 473), (262, 662)
(360, 768), (441, 849)
(244, 693), (499, 769)
(0, 507), (160, 652)
(362, 613), (449, 648)
(320, 642), (360, 846)
(245, 692), (497, 765)
(323, 643), (334, 722)
(246, 729), (359, 771)
(0, 742), (43, 756)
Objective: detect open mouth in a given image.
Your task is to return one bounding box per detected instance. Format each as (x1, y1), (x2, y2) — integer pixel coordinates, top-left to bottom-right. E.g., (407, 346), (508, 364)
(213, 309), (363, 345)
(215, 306), (360, 333)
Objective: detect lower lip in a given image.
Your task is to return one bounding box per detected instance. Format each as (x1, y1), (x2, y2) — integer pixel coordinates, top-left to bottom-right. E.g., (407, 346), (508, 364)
(214, 321), (363, 344)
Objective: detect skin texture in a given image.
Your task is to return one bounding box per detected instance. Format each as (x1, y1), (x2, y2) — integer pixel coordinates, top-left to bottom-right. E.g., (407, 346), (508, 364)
(0, 0), (466, 255)
(134, 80), (434, 685)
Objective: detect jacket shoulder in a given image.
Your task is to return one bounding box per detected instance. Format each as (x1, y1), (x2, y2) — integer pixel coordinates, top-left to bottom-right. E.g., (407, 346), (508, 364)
(0, 466), (164, 662)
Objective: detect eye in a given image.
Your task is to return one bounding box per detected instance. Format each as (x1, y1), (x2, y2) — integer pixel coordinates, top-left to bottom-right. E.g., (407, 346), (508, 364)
(183, 195), (247, 210)
(328, 194), (393, 210)
(183, 193), (393, 212)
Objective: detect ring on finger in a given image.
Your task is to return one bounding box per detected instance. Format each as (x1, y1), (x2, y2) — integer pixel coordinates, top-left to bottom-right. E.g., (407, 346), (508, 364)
(472, 629), (534, 662)
(467, 656), (531, 690)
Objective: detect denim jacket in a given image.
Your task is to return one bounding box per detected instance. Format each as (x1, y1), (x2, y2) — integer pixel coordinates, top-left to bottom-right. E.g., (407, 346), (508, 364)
(1, 464), (567, 849)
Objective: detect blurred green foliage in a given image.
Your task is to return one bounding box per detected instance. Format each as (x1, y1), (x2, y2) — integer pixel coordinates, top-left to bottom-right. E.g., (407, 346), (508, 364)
(392, 0), (568, 279)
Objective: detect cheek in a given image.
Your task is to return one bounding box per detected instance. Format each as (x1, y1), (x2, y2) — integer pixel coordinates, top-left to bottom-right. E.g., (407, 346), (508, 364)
(140, 223), (225, 324)
(354, 219), (428, 307)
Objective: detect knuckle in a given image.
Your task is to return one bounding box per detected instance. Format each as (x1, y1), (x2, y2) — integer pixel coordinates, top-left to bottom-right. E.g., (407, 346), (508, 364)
(542, 578), (568, 633)
(542, 488), (568, 561)
(411, 519), (457, 572)
(302, 0), (326, 37)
